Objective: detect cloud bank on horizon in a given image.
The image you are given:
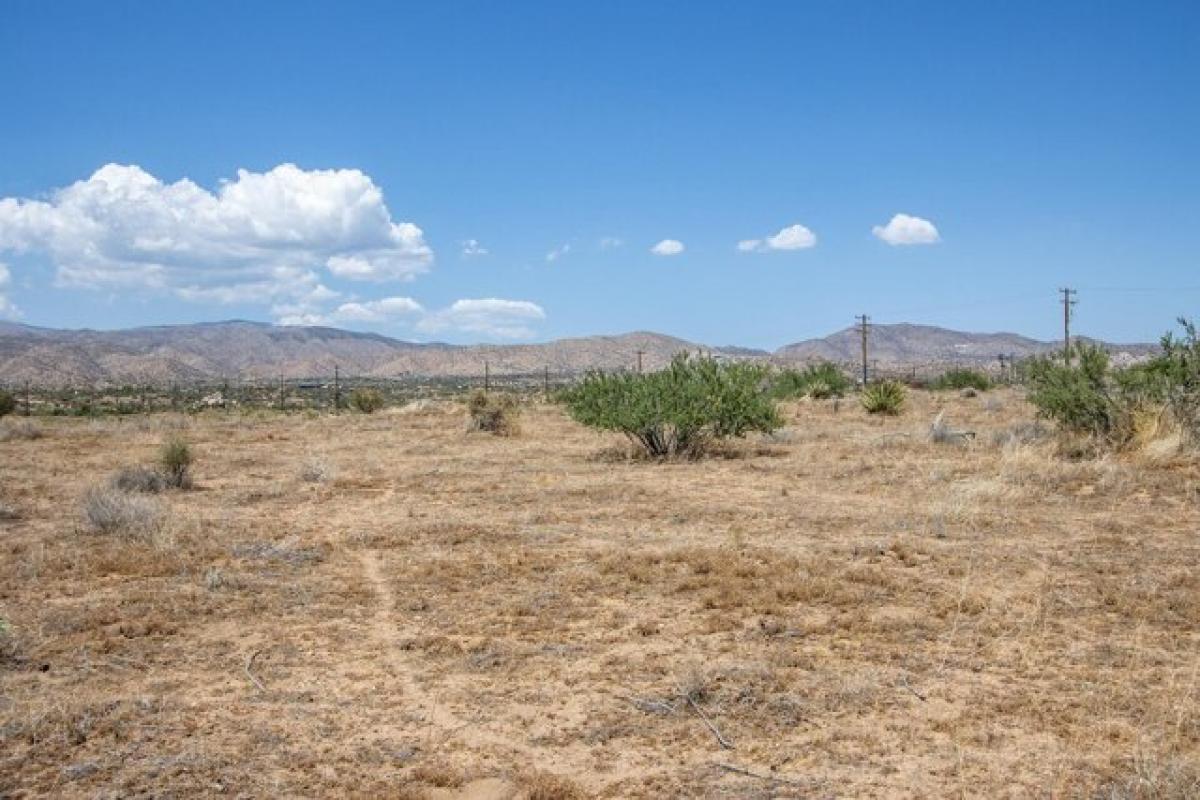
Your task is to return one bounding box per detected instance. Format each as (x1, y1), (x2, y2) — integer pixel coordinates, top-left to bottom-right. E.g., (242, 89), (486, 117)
(0, 163), (943, 338)
(0, 163), (544, 339)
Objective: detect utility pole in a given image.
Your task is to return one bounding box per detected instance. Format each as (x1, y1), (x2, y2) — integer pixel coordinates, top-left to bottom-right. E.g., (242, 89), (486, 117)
(278, 373), (285, 411)
(856, 314), (870, 385)
(636, 350), (645, 374)
(484, 360), (490, 392)
(543, 365), (550, 394)
(23, 380), (30, 417)
(1060, 287), (1077, 364)
(333, 364), (341, 412)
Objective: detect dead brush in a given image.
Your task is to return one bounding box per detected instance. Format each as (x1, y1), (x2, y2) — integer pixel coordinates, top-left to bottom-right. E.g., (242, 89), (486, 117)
(0, 420), (43, 441)
(929, 411), (975, 445)
(110, 465), (169, 494)
(466, 390), (520, 436)
(81, 485), (166, 538)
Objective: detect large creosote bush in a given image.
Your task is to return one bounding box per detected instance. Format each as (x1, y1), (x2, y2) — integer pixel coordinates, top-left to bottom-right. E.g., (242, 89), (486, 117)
(562, 355), (782, 458)
(349, 388), (386, 414)
(772, 362), (852, 399)
(1031, 319), (1200, 448)
(861, 380), (907, 415)
(1024, 344), (1122, 441)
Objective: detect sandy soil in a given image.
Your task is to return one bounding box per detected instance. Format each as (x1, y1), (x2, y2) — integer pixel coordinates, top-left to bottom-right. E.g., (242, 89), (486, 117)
(1, 390), (1198, 798)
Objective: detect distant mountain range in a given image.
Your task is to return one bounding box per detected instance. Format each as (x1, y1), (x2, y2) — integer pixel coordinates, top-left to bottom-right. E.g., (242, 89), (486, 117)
(0, 320), (1158, 387)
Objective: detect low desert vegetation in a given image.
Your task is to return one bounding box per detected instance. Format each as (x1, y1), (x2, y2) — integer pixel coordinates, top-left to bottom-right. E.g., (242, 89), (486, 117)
(0, 419), (42, 441)
(466, 389), (521, 436)
(931, 367), (992, 392)
(0, 390), (15, 418)
(771, 361), (852, 399)
(349, 387), (386, 413)
(1025, 318), (1200, 451)
(81, 484), (166, 537)
(562, 354), (782, 457)
(860, 378), (907, 415)
(158, 436), (194, 489)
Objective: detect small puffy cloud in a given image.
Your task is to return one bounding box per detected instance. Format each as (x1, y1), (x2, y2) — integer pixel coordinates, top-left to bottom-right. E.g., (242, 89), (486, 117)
(461, 239), (488, 257)
(872, 213), (940, 245)
(650, 239), (684, 256)
(417, 297), (546, 339)
(0, 262), (18, 319)
(0, 163), (433, 317)
(739, 223), (817, 253)
(599, 236), (623, 250)
(545, 243), (571, 262)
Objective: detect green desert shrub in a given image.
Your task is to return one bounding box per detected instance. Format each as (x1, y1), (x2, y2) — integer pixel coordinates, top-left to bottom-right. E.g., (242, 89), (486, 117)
(1024, 344), (1122, 441)
(467, 390), (521, 436)
(771, 362), (851, 399)
(349, 388), (386, 413)
(931, 368), (992, 392)
(861, 380), (907, 415)
(158, 436), (194, 489)
(562, 355), (782, 458)
(0, 391), (14, 418)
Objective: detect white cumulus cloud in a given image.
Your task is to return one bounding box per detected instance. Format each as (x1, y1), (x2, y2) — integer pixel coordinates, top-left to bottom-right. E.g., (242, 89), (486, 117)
(872, 213), (940, 245)
(417, 297), (546, 340)
(0, 163), (434, 319)
(277, 295), (424, 327)
(739, 223), (817, 253)
(545, 243), (571, 262)
(0, 262), (18, 319)
(650, 239), (684, 256)
(461, 239), (488, 257)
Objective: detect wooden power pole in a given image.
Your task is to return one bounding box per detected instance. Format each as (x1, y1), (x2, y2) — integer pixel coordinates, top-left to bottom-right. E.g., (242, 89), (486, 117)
(1060, 287), (1077, 363)
(636, 350), (645, 374)
(333, 364), (341, 412)
(856, 314), (870, 385)
(484, 360), (490, 392)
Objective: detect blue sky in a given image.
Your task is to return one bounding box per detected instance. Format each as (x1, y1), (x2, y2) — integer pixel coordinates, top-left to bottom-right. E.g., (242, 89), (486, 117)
(0, 1), (1197, 348)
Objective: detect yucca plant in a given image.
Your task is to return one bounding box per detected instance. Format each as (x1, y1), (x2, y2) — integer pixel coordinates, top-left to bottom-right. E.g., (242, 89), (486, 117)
(861, 380), (907, 415)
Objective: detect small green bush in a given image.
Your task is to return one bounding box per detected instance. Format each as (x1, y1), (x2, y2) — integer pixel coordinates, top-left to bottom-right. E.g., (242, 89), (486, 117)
(772, 362), (852, 399)
(0, 391), (14, 418)
(349, 388), (386, 413)
(861, 380), (907, 415)
(563, 355), (782, 458)
(467, 391), (520, 436)
(158, 436), (194, 489)
(1024, 344), (1120, 440)
(932, 368), (992, 392)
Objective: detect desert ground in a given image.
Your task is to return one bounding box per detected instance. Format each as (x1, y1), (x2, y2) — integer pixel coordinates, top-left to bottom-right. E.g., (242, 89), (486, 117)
(1, 389), (1198, 798)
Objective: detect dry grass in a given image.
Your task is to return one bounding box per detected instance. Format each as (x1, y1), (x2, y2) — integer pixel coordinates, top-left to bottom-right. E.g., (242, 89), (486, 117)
(1, 389), (1198, 797)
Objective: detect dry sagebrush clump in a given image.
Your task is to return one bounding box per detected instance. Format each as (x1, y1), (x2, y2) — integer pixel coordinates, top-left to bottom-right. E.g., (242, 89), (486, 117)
(82, 485), (166, 537)
(467, 390), (521, 436)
